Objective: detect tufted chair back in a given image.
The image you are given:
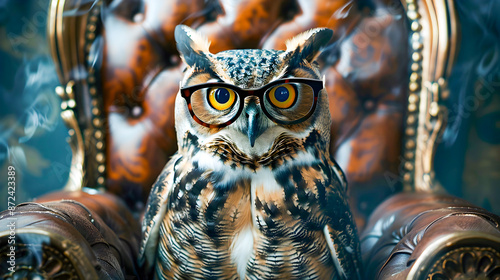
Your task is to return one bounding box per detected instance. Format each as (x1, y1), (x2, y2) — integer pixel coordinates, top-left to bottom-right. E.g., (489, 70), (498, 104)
(49, 0), (410, 228)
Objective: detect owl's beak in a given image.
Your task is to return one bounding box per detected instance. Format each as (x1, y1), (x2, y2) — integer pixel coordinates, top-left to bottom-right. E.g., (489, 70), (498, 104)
(245, 103), (262, 148)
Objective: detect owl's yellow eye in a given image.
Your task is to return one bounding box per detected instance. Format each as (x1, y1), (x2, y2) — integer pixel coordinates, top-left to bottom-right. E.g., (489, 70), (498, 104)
(268, 84), (296, 109)
(208, 87), (236, 111)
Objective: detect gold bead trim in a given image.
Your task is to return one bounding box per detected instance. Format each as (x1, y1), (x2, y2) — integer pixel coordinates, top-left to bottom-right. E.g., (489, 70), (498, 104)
(405, 151), (414, 159)
(402, 0), (423, 188)
(96, 153), (104, 163)
(85, 1), (106, 188)
(406, 139), (416, 149)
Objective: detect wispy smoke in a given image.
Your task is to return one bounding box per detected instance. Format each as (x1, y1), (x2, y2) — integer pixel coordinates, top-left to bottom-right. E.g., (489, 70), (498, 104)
(443, 0), (500, 146)
(0, 56), (60, 169)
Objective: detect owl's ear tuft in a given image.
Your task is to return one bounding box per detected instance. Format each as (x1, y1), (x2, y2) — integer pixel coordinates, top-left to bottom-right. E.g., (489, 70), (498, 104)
(284, 28), (333, 63)
(175, 25), (212, 68)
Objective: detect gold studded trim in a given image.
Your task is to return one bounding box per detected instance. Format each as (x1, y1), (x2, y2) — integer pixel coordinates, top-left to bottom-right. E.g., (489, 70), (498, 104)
(85, 2), (106, 188)
(400, 0), (458, 192)
(48, 0), (105, 190)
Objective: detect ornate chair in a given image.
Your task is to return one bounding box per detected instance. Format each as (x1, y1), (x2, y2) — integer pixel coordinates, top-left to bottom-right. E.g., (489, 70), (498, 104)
(1, 0), (500, 279)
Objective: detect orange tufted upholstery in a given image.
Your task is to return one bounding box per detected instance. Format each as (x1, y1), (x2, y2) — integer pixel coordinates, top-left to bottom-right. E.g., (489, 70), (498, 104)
(102, 0), (408, 228)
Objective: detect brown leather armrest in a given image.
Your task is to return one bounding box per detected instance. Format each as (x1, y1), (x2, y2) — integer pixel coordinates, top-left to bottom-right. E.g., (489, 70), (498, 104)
(361, 192), (500, 279)
(0, 192), (140, 280)
(37, 190), (141, 254)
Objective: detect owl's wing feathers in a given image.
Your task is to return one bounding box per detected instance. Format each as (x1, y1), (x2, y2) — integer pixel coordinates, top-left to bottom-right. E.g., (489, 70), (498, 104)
(321, 166), (363, 280)
(139, 153), (183, 272)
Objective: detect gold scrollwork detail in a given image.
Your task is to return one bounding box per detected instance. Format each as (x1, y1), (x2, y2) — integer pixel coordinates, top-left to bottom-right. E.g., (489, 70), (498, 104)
(85, 0), (106, 188)
(0, 243), (80, 279)
(427, 247), (500, 279)
(56, 81), (84, 191)
(49, 0), (105, 189)
(0, 229), (100, 279)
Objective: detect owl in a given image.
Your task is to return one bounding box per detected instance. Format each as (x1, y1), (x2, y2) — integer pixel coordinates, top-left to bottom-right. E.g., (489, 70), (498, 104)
(139, 25), (362, 280)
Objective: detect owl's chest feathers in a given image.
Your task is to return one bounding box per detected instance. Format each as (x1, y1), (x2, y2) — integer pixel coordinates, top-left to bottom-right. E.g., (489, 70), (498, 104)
(165, 147), (334, 278)
(173, 146), (328, 224)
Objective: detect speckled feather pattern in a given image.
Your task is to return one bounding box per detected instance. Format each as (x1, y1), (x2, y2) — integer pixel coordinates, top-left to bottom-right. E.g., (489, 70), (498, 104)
(212, 50), (286, 87)
(142, 131), (360, 280)
(140, 26), (361, 280)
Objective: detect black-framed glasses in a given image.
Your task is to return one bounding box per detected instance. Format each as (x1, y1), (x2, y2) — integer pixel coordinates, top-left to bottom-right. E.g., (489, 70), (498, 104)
(180, 78), (324, 128)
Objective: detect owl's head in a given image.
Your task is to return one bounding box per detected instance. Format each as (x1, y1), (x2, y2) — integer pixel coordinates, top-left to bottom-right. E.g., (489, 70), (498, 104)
(174, 25), (333, 159)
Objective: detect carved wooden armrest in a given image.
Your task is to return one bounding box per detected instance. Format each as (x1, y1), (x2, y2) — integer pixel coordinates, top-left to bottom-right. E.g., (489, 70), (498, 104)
(0, 191), (140, 279)
(361, 192), (500, 279)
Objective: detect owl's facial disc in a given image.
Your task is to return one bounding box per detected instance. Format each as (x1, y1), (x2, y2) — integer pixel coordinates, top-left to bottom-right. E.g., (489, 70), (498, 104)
(174, 25), (333, 158)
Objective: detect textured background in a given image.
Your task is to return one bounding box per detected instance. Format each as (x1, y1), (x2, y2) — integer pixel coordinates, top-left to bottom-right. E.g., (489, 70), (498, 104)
(0, 0), (499, 214)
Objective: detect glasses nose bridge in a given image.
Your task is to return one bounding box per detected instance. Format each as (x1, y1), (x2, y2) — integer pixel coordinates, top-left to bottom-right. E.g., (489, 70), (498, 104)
(238, 87), (265, 102)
